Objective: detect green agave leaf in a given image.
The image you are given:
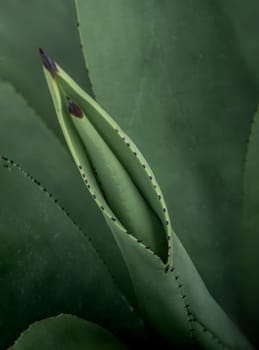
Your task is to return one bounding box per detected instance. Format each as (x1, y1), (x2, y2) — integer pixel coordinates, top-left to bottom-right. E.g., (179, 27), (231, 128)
(218, 0), (259, 86)
(40, 50), (173, 267)
(112, 225), (253, 349)
(76, 0), (259, 328)
(243, 107), (259, 339)
(41, 53), (252, 349)
(9, 315), (126, 350)
(0, 4), (132, 305)
(0, 157), (145, 349)
(0, 0), (91, 136)
(0, 78), (134, 304)
(0, 1), (135, 308)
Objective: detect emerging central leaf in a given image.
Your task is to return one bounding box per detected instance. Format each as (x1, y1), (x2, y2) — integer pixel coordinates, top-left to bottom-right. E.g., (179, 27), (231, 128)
(40, 49), (173, 266)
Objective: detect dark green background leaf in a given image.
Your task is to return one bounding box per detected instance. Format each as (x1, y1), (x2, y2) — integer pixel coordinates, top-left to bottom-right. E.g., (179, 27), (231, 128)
(9, 315), (126, 350)
(243, 108), (259, 340)
(0, 0), (90, 136)
(0, 159), (145, 349)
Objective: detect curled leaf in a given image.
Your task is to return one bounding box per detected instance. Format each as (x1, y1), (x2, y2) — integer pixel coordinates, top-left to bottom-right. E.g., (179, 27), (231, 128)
(40, 51), (253, 349)
(40, 49), (173, 266)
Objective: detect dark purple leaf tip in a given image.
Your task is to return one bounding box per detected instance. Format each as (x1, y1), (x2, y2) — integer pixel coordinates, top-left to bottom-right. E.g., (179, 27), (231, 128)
(39, 48), (58, 78)
(66, 97), (83, 119)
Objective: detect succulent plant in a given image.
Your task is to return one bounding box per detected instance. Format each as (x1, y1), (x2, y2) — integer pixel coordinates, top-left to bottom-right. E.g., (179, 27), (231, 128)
(0, 1), (259, 349)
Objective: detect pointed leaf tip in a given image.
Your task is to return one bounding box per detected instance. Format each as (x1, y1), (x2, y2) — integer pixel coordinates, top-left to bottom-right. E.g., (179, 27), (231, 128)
(39, 48), (58, 78)
(66, 96), (84, 119)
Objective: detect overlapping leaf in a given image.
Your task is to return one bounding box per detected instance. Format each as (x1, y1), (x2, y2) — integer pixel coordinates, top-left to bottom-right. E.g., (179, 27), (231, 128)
(76, 1), (259, 337)
(0, 0), (135, 303)
(0, 0), (90, 136)
(40, 53), (253, 349)
(0, 158), (145, 349)
(0, 78), (134, 303)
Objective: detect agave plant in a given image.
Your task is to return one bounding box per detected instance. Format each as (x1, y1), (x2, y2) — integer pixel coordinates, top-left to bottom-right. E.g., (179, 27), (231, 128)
(0, 1), (259, 349)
